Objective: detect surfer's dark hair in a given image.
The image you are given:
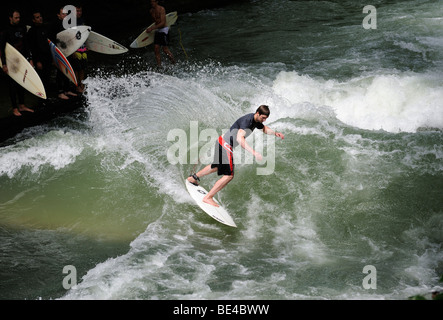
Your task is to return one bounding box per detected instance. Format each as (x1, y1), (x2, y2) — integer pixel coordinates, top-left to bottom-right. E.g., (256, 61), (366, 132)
(256, 105), (270, 116)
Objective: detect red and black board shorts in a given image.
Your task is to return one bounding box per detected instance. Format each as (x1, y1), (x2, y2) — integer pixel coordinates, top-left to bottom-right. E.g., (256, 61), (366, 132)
(211, 136), (234, 176)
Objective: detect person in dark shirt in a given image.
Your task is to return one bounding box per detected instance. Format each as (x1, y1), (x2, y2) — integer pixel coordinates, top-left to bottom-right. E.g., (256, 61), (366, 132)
(28, 10), (52, 91)
(1, 9), (34, 116)
(187, 105), (285, 207)
(49, 6), (77, 100)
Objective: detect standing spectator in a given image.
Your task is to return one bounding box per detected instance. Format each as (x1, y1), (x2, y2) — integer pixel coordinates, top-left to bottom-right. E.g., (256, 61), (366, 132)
(28, 10), (53, 92)
(1, 9), (34, 116)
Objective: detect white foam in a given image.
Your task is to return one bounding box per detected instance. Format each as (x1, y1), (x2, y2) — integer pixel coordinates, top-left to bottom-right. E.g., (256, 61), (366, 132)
(272, 71), (443, 133)
(0, 131), (84, 178)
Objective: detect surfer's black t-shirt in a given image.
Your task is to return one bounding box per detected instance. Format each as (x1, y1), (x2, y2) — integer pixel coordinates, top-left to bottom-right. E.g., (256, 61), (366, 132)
(223, 113), (264, 148)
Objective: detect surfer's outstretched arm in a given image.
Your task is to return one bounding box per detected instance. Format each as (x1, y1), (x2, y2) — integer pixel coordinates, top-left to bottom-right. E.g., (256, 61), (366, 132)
(263, 125), (285, 139)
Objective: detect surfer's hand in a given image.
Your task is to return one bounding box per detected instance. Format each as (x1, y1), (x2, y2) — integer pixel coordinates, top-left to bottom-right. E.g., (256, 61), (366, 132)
(254, 151), (263, 161)
(2, 65), (8, 74)
(275, 132), (284, 139)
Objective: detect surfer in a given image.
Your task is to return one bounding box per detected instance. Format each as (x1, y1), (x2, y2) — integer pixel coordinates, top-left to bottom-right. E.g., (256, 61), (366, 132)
(187, 105), (285, 207)
(145, 0), (175, 67)
(1, 9), (35, 116)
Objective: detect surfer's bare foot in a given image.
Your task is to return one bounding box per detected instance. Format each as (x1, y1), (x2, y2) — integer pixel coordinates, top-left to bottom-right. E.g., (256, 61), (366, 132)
(187, 174), (200, 186)
(18, 105), (34, 113)
(168, 55), (175, 64)
(203, 197), (219, 207)
(58, 93), (69, 100)
(187, 176), (196, 184)
(12, 108), (22, 116)
(66, 91), (77, 97)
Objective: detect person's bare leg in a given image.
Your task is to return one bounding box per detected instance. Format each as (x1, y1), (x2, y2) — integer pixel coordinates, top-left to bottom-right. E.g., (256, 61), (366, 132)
(203, 175), (233, 207)
(163, 47), (175, 64)
(154, 45), (161, 67)
(76, 70), (85, 93)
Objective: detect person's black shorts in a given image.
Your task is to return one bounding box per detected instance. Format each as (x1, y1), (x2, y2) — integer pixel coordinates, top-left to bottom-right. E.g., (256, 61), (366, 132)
(154, 31), (170, 46)
(211, 137), (234, 176)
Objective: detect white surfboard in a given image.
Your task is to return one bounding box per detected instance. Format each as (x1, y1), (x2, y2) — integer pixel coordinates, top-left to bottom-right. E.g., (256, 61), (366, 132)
(1, 42), (46, 99)
(48, 39), (78, 86)
(130, 11), (178, 48)
(185, 180), (237, 228)
(56, 25), (91, 57)
(85, 31), (128, 54)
